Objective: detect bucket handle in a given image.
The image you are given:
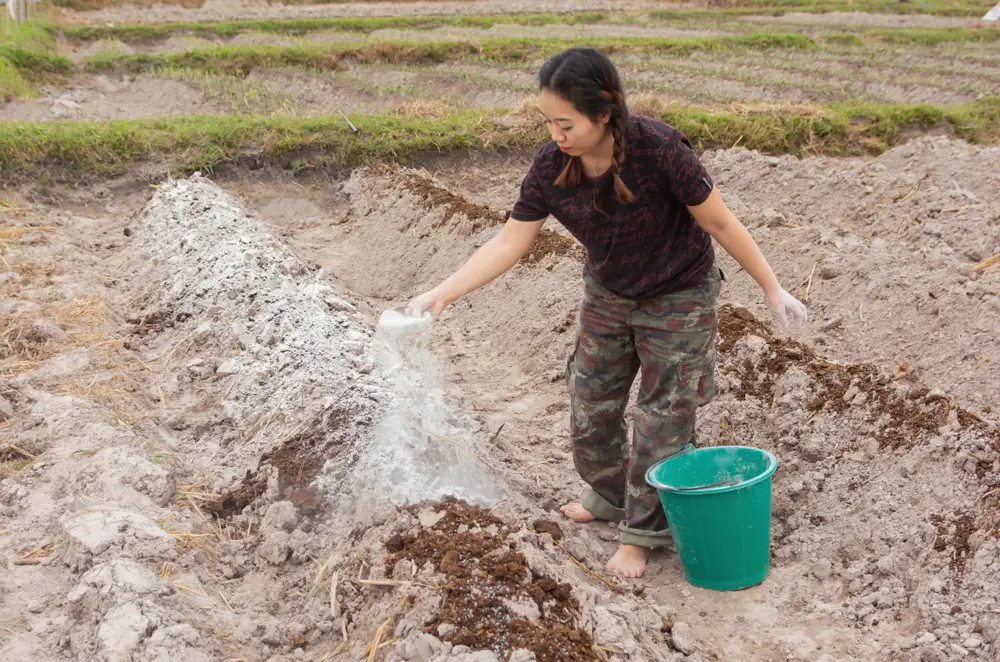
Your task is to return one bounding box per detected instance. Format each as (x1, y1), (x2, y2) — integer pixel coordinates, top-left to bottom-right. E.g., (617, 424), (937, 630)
(652, 443), (744, 492)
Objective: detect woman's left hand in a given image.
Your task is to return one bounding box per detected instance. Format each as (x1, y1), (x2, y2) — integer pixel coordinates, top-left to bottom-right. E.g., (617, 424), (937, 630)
(768, 288), (808, 328)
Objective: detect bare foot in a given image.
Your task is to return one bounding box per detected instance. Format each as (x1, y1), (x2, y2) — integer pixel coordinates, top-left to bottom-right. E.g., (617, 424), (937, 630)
(606, 544), (649, 579)
(559, 502), (597, 523)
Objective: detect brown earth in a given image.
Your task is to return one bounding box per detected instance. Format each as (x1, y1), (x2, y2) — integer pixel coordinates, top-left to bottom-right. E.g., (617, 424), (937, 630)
(0, 74), (230, 122)
(0, 137), (998, 661)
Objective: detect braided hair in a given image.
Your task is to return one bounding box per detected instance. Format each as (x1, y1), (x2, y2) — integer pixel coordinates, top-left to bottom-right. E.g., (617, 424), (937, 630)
(539, 47), (635, 204)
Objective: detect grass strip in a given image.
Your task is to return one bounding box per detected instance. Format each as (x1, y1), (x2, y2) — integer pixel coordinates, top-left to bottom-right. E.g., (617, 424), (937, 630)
(82, 34), (818, 75)
(0, 58), (31, 100)
(62, 11), (1000, 45)
(61, 12), (609, 42)
(51, 0), (203, 10)
(1, 19), (72, 99)
(1, 99), (997, 176)
(653, 0), (990, 18)
(0, 46), (74, 78)
(61, 14), (1000, 50)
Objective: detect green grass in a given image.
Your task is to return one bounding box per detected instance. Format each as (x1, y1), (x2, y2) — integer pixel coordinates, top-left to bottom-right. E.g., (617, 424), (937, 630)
(4, 18), (59, 52)
(50, 0), (203, 9)
(0, 18), (69, 99)
(1, 99), (997, 176)
(82, 34), (819, 76)
(74, 28), (1000, 80)
(0, 46), (74, 78)
(158, 66), (298, 115)
(59, 12), (1000, 56)
(652, 0), (991, 17)
(0, 58), (31, 101)
(60, 10), (1000, 46)
(62, 12), (610, 42)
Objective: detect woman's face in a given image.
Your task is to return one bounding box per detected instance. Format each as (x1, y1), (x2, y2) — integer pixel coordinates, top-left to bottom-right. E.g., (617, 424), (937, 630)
(539, 88), (609, 157)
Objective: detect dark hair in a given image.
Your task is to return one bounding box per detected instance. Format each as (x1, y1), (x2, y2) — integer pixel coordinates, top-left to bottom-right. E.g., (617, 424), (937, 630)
(539, 47), (634, 204)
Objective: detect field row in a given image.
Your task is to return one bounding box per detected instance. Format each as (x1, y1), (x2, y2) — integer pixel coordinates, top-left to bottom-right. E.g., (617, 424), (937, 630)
(49, 0), (1000, 19)
(2, 98), (998, 175)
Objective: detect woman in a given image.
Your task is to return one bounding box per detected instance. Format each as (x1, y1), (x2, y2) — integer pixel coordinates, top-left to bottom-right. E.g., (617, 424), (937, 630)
(408, 47), (807, 579)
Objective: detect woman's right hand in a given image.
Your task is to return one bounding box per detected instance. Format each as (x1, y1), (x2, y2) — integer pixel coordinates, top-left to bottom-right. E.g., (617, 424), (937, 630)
(406, 287), (453, 317)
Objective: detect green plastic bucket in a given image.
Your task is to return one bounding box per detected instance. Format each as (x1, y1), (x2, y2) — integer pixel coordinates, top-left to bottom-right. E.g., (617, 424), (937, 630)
(646, 445), (778, 592)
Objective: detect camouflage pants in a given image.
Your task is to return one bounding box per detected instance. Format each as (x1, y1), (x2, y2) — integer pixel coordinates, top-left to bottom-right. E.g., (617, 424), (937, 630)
(567, 266), (721, 548)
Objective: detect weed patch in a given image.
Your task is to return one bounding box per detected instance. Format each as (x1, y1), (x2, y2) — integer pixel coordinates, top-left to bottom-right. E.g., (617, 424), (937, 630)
(158, 66), (297, 115)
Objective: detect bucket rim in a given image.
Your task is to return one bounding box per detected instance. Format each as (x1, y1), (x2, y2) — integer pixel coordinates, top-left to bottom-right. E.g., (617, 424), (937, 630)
(645, 445), (778, 495)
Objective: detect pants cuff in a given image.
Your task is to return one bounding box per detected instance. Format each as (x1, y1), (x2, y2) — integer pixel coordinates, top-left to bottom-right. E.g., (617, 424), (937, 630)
(618, 523), (672, 549)
(580, 487), (626, 522)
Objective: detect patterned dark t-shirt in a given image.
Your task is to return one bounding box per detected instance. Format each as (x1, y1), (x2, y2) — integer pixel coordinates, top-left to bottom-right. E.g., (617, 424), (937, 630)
(510, 114), (715, 300)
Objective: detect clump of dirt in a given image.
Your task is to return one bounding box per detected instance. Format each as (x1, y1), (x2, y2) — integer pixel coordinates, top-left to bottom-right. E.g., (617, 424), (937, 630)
(403, 172), (585, 265)
(718, 303), (967, 448)
(262, 404), (357, 492)
(523, 230), (586, 265)
(533, 518), (563, 542)
(391, 500), (598, 662)
(204, 468), (266, 519)
(405, 172), (507, 228)
(931, 511), (979, 575)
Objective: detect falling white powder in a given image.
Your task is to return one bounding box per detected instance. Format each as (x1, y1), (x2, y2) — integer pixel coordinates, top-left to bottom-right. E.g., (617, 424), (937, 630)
(349, 311), (505, 508)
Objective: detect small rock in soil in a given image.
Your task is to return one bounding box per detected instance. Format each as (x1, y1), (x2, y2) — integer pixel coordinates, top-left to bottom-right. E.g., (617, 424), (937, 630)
(0, 396), (14, 421)
(261, 501), (298, 533)
(812, 558), (833, 580)
(508, 649), (537, 662)
(862, 438), (880, 459)
(257, 531), (291, 565)
(28, 318), (68, 343)
(670, 621), (698, 655)
(418, 508), (445, 528)
(216, 358), (240, 375)
(819, 317), (844, 332)
(532, 519), (563, 541)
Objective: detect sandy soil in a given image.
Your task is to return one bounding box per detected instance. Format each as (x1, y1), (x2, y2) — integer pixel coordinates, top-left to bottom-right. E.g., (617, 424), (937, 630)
(243, 65), (529, 114)
(426, 140), (1000, 413)
(0, 136), (997, 662)
(0, 74), (229, 122)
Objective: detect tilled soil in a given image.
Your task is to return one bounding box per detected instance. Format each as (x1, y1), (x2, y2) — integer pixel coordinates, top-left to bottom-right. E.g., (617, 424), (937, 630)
(0, 138), (998, 662)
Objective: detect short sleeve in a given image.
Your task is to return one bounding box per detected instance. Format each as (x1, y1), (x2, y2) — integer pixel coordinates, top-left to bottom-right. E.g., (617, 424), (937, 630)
(510, 152), (550, 222)
(661, 131), (714, 207)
